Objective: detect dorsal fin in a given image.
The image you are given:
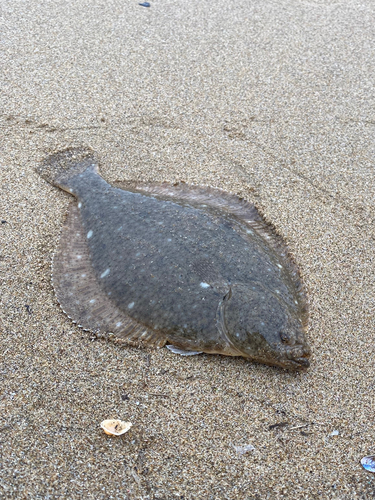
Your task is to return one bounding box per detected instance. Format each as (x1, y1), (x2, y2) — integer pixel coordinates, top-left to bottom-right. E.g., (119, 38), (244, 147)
(52, 202), (167, 348)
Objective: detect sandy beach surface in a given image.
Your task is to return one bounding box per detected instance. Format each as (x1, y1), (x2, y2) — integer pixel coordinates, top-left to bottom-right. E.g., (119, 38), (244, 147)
(1, 0), (375, 498)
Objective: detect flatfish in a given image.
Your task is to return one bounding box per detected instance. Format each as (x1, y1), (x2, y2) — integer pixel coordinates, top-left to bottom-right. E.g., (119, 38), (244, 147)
(37, 148), (311, 370)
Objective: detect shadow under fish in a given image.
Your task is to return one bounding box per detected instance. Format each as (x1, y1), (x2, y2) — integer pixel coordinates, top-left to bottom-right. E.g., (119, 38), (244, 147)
(36, 148), (311, 370)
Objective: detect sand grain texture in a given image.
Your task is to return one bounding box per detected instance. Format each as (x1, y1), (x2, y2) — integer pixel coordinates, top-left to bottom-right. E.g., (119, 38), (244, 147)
(1, 0), (375, 498)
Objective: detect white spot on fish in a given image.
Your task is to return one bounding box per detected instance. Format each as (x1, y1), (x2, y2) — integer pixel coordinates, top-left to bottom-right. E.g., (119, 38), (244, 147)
(128, 302), (135, 309)
(76, 255), (82, 259)
(246, 229), (253, 234)
(78, 202), (82, 208)
(200, 282), (210, 288)
(90, 299), (96, 304)
(87, 230), (93, 239)
(167, 238), (172, 242)
(117, 226), (123, 231)
(81, 274), (86, 278)
(277, 264), (283, 269)
(100, 268), (110, 278)
(116, 322), (122, 327)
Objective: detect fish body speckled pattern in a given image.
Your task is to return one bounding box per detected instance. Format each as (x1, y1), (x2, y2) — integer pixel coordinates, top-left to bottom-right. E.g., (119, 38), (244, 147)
(37, 148), (311, 370)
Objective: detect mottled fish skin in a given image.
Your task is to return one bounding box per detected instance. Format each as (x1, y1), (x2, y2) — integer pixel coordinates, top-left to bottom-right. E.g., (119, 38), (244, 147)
(37, 148), (311, 370)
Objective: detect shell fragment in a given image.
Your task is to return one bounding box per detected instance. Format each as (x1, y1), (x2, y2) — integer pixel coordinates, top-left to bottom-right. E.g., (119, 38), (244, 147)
(100, 419), (132, 436)
(360, 455), (375, 473)
(232, 444), (255, 455)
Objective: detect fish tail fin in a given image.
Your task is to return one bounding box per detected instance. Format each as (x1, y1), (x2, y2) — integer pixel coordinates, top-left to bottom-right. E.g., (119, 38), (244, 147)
(36, 147), (99, 193)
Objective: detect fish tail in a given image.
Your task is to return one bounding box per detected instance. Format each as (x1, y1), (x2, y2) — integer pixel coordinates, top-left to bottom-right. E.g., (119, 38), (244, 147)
(36, 147), (99, 193)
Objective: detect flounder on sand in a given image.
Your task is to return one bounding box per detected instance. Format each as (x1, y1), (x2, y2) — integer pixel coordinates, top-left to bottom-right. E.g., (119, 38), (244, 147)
(37, 148), (311, 370)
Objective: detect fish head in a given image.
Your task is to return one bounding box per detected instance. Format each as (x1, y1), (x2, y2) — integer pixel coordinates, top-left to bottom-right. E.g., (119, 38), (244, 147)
(220, 284), (311, 370)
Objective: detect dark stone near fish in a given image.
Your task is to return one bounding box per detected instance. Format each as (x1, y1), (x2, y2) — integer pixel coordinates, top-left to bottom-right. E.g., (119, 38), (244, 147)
(36, 148), (311, 370)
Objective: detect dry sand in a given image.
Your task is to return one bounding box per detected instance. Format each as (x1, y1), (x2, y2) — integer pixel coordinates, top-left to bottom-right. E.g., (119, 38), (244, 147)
(1, 0), (375, 498)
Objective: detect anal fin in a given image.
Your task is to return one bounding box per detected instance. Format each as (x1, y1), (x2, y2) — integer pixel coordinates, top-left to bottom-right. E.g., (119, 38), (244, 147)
(52, 202), (166, 348)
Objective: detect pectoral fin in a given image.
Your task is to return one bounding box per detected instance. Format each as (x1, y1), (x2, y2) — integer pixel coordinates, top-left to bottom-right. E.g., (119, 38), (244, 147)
(166, 345), (202, 356)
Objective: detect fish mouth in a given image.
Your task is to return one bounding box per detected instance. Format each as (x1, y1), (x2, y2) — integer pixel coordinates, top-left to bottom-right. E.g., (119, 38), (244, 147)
(286, 356), (310, 370)
(279, 343), (311, 370)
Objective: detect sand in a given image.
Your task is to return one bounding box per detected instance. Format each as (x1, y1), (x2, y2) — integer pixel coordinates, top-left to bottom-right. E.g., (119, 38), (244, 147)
(1, 0), (375, 498)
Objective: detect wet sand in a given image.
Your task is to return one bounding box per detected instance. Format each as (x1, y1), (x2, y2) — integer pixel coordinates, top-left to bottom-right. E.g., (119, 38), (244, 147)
(1, 0), (375, 498)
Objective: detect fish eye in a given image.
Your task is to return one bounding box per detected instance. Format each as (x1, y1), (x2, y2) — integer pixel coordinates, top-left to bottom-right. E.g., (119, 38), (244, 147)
(279, 332), (290, 343)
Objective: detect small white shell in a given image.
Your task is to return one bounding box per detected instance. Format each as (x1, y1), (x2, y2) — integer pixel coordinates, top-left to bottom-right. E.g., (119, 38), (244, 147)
(232, 444), (255, 455)
(361, 455), (375, 473)
(100, 419), (132, 436)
